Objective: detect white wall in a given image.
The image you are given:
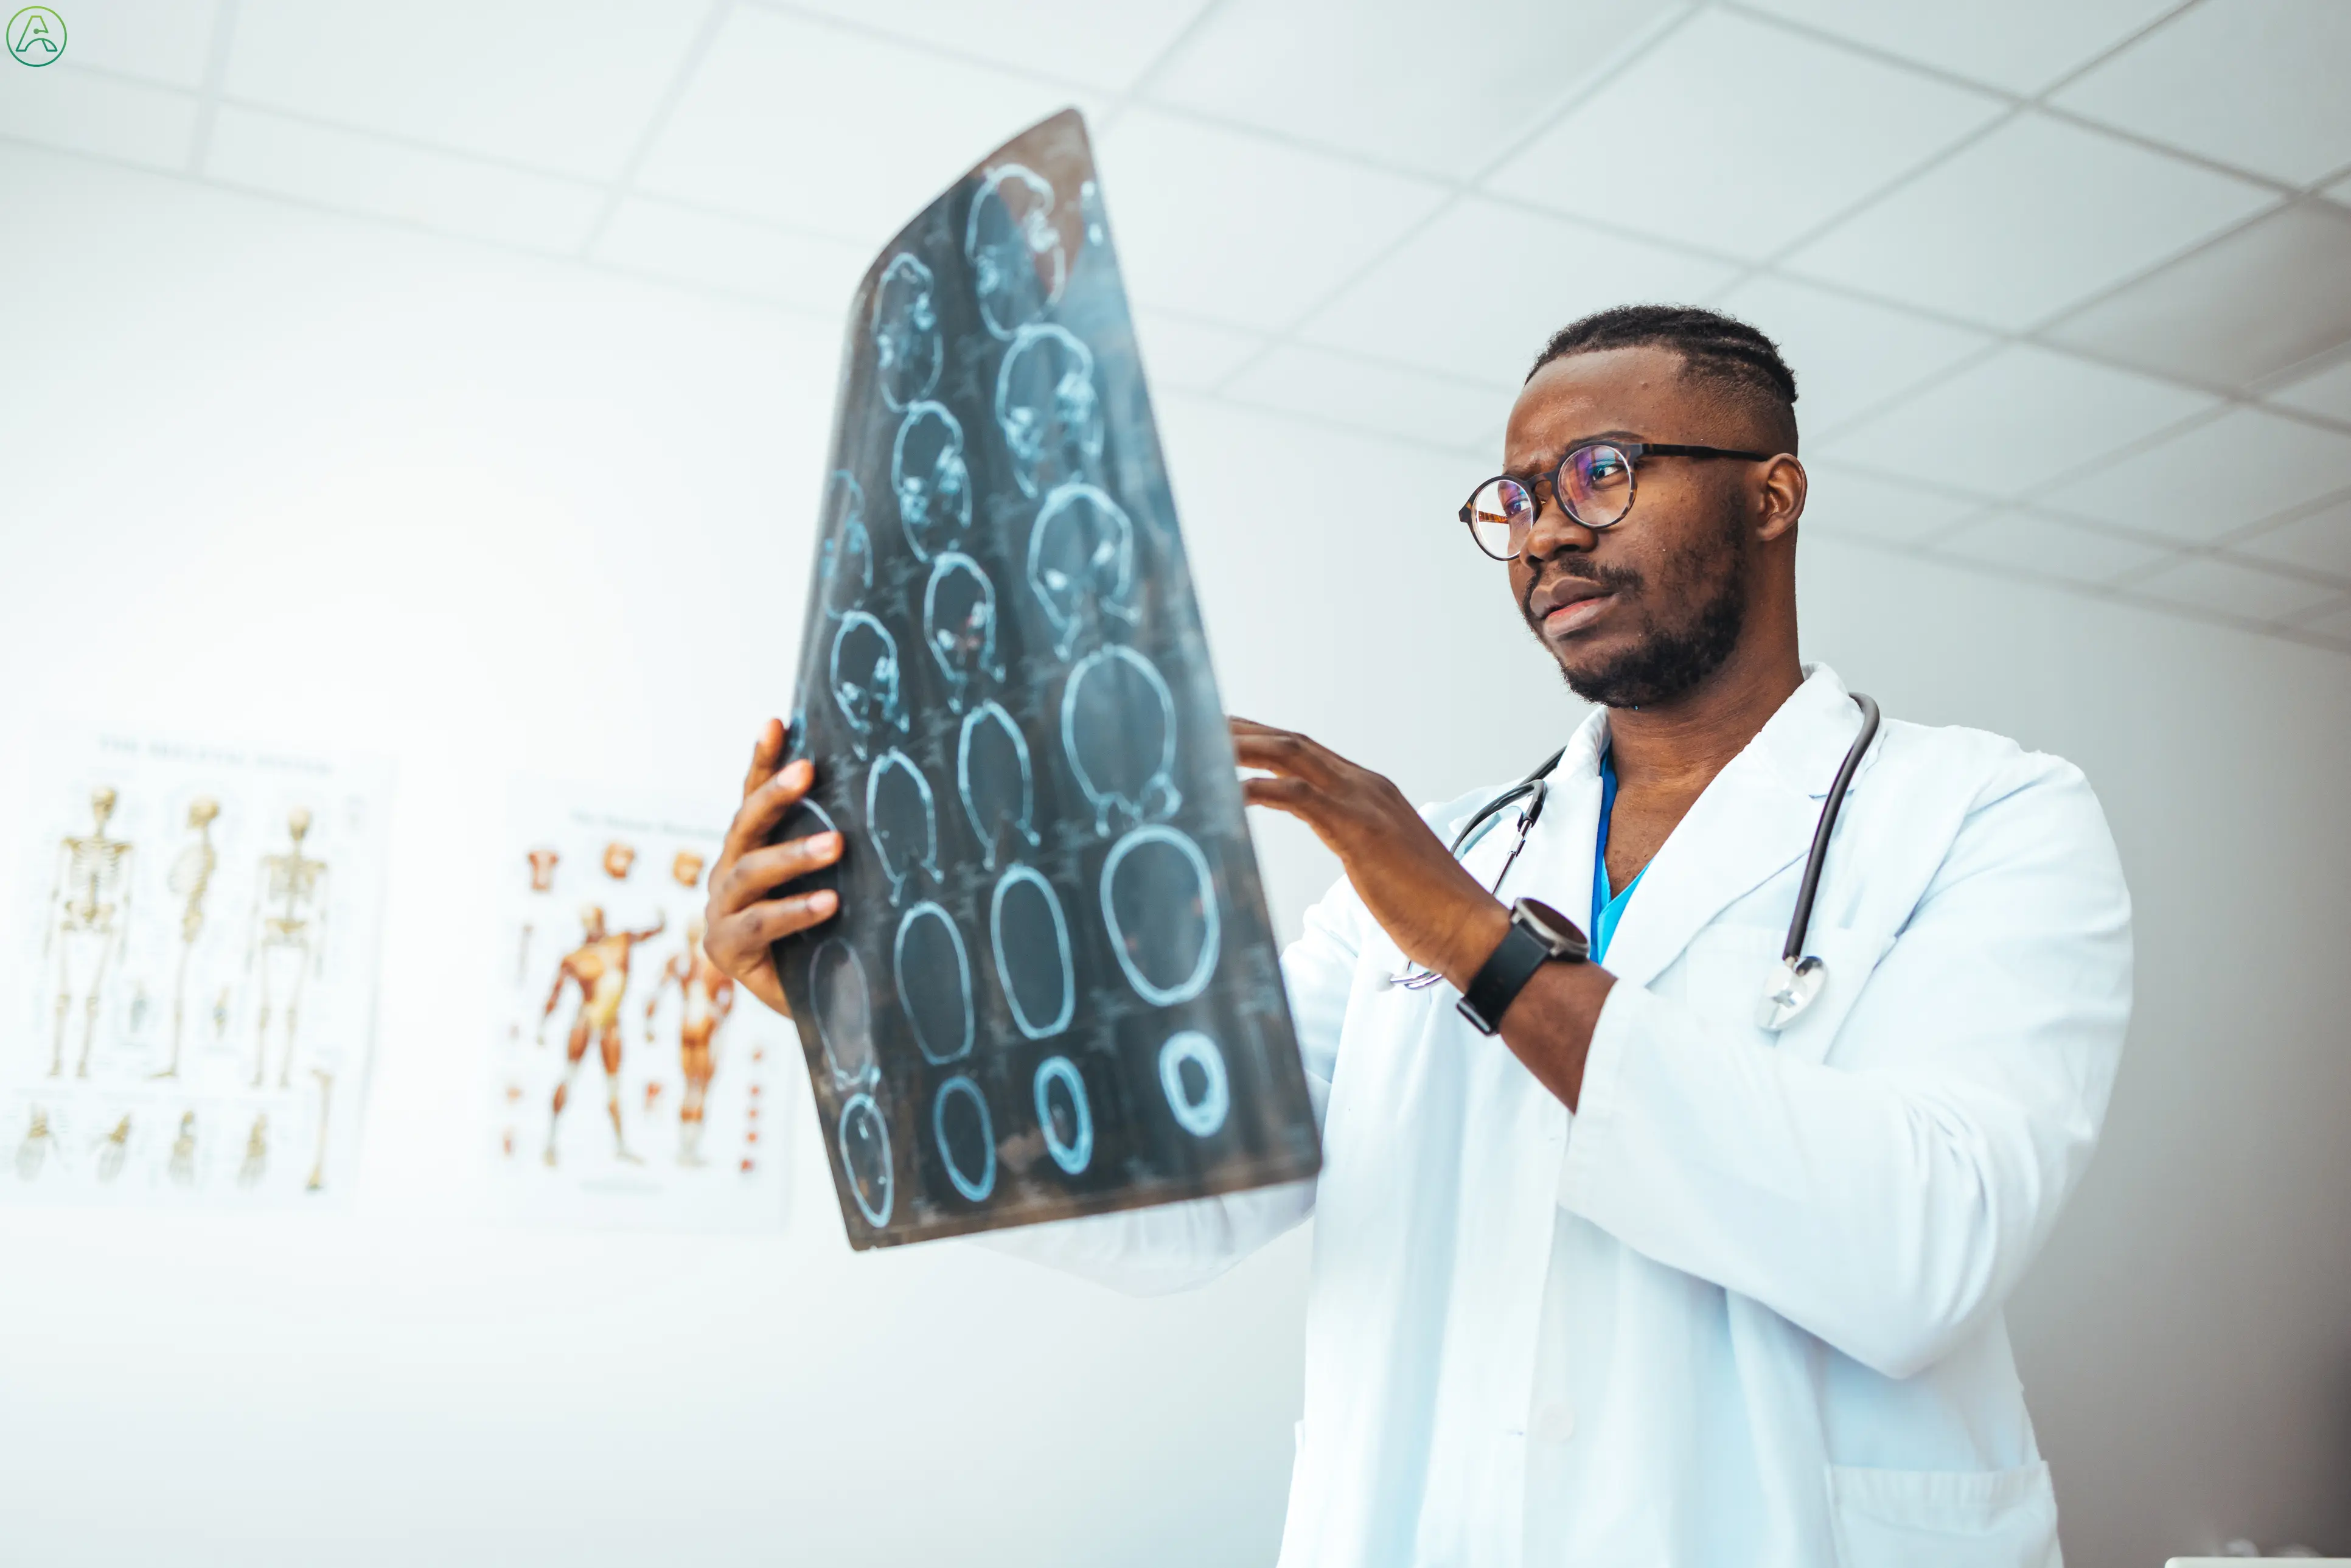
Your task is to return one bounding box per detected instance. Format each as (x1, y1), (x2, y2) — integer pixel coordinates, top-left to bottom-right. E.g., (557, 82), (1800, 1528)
(2, 145), (2347, 1567)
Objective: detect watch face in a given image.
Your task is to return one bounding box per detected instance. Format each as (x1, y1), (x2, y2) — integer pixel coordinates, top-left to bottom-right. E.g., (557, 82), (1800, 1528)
(1512, 897), (1586, 957)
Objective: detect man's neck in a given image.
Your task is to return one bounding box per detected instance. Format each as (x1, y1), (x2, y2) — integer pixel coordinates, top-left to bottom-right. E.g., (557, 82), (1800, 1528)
(1604, 644), (1806, 801)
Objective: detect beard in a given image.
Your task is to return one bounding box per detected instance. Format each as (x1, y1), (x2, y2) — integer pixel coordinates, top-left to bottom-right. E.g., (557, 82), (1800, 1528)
(1522, 508), (1749, 710)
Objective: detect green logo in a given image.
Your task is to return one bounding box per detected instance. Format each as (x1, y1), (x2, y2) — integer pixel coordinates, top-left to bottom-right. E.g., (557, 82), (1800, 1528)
(8, 7), (65, 66)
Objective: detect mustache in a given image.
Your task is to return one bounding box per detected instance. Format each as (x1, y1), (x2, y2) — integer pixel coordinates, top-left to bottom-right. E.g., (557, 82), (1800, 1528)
(1520, 559), (1644, 623)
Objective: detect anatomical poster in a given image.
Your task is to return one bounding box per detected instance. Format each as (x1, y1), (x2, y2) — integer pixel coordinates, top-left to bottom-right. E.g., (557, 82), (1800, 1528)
(487, 777), (790, 1232)
(775, 108), (1322, 1248)
(0, 727), (391, 1209)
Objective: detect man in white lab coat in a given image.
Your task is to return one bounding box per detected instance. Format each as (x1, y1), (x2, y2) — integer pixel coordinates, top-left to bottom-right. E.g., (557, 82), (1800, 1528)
(703, 304), (2132, 1567)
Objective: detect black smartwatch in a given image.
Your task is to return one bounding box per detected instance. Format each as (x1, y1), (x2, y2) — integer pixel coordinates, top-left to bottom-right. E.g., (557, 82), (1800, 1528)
(1457, 897), (1589, 1036)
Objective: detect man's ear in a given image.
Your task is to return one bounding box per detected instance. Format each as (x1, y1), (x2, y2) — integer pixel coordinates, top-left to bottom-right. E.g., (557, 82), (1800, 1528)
(1754, 455), (1806, 545)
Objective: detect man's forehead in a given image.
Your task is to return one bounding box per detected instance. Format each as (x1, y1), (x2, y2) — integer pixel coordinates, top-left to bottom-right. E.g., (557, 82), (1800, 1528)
(1505, 346), (1693, 460)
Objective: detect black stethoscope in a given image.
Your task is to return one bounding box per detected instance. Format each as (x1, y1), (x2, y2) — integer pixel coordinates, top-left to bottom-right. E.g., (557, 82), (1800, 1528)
(1400, 694), (1881, 1030)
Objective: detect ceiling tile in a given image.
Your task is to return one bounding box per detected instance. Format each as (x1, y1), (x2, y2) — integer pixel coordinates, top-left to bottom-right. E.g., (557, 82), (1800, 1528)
(1799, 461), (1985, 544)
(1095, 108), (1451, 332)
(206, 106), (607, 254)
(1715, 274), (1991, 435)
(0, 61), (195, 170)
(1933, 509), (2175, 584)
(590, 197), (871, 315)
(1732, 0), (2178, 94)
(1293, 198), (1739, 388)
(1222, 346), (1496, 450)
(1483, 9), (2003, 262)
(224, 0), (703, 183)
(2228, 493), (2351, 579)
(1783, 113), (2275, 329)
(2266, 355), (2351, 423)
(1148, 0), (1659, 179)
(2052, 0), (2351, 185)
(1131, 312), (1269, 392)
(2126, 552), (2341, 622)
(52, 0), (220, 89)
(775, 0), (1213, 92)
(2294, 597), (2351, 639)
(638, 7), (1088, 253)
(2039, 202), (2351, 391)
(2042, 405), (2351, 541)
(1822, 343), (2213, 498)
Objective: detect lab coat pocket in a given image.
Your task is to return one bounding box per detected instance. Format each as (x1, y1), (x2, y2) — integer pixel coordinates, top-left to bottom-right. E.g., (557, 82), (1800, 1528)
(1684, 923), (1889, 1065)
(1825, 1461), (2062, 1568)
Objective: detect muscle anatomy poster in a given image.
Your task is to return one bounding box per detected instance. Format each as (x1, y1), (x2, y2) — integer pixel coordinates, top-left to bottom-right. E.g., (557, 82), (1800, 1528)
(489, 779), (789, 1231)
(1, 728), (391, 1209)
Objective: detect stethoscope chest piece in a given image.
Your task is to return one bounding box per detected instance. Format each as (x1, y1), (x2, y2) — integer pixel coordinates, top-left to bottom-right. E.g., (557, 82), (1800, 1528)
(1755, 954), (1826, 1030)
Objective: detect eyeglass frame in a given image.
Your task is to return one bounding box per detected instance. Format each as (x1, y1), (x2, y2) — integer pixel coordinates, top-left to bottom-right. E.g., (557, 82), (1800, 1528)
(1458, 439), (1775, 561)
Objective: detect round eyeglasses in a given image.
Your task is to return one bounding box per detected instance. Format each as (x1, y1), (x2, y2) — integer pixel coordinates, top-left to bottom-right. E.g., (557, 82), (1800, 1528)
(1459, 439), (1772, 561)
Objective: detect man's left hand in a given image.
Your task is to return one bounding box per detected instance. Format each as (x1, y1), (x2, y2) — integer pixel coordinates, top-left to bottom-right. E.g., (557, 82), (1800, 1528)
(1231, 719), (1511, 988)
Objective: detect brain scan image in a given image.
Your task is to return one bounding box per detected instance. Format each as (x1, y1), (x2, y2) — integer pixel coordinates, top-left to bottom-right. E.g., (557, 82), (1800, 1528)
(872, 252), (942, 411)
(810, 937), (876, 1090)
(956, 702), (1040, 869)
(1028, 482), (1138, 659)
(989, 864), (1074, 1040)
(1033, 1055), (1093, 1176)
(965, 162), (1065, 341)
(922, 552), (1005, 712)
(893, 901), (973, 1066)
(1100, 824), (1220, 1007)
(932, 1075), (997, 1202)
(1061, 645), (1182, 834)
(995, 323), (1102, 500)
(892, 402), (973, 563)
(1158, 1031), (1230, 1138)
(838, 1093), (894, 1227)
(830, 612), (908, 760)
(865, 749), (942, 906)
(820, 473), (873, 621)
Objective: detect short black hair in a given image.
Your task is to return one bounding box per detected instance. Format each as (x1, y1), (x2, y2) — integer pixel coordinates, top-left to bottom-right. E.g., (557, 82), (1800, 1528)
(1527, 304), (1799, 453)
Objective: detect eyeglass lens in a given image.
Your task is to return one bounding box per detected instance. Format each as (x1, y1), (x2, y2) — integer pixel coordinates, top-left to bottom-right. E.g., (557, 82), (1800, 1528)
(1463, 444), (1636, 560)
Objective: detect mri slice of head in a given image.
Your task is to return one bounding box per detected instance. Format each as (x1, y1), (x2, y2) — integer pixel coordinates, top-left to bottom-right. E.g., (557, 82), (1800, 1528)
(829, 612), (905, 758)
(865, 750), (941, 906)
(1100, 826), (1221, 1007)
(966, 163), (1065, 341)
(1034, 1055), (1093, 1175)
(1158, 1031), (1231, 1138)
(891, 402), (972, 562)
(872, 252), (942, 410)
(922, 552), (1003, 711)
(957, 702), (1040, 869)
(1061, 646), (1182, 835)
(820, 473), (872, 619)
(990, 864), (1074, 1040)
(995, 324), (1103, 500)
(1028, 483), (1138, 660)
(810, 938), (875, 1090)
(838, 1093), (894, 1228)
(893, 901), (973, 1066)
(932, 1075), (997, 1202)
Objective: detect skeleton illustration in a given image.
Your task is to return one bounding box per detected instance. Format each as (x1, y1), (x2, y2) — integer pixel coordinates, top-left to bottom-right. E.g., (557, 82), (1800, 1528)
(169, 1112), (197, 1186)
(239, 1113), (268, 1187)
(829, 612), (910, 761)
(1033, 1056), (1093, 1176)
(893, 901), (973, 1066)
(644, 918), (736, 1166)
(864, 750), (942, 907)
(305, 1070), (333, 1193)
(247, 807), (330, 1089)
(1061, 646), (1183, 834)
(809, 938), (876, 1091)
(956, 702), (1041, 869)
(154, 797), (220, 1079)
(602, 841), (636, 880)
(932, 1075), (995, 1203)
(837, 1093), (893, 1228)
(821, 472), (874, 619)
(995, 322), (1102, 499)
(891, 402), (972, 562)
(96, 1113), (131, 1183)
(44, 786), (135, 1079)
(16, 1106), (58, 1182)
(1027, 482), (1138, 660)
(966, 162), (1065, 340)
(539, 904), (667, 1166)
(921, 552), (1005, 711)
(871, 253), (942, 409)
(1100, 825), (1221, 1007)
(1158, 1030), (1231, 1138)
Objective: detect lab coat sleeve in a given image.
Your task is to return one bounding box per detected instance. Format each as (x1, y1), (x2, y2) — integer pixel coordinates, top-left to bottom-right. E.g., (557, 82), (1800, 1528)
(969, 871), (1364, 1295)
(1556, 758), (2133, 1378)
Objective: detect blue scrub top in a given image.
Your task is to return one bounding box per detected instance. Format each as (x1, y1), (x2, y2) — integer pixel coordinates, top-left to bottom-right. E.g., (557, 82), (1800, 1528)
(1592, 748), (1645, 965)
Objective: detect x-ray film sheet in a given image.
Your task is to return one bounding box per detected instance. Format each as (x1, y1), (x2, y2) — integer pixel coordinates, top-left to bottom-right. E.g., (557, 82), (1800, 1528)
(778, 109), (1322, 1248)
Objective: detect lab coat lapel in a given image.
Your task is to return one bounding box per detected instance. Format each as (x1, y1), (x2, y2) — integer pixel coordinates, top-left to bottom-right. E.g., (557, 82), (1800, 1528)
(1593, 667), (1871, 991)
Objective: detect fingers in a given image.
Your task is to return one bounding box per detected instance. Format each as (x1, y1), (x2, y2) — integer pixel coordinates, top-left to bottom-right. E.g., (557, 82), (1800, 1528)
(1229, 717), (1345, 785)
(718, 891), (839, 951)
(1242, 776), (1318, 815)
(710, 834), (843, 917)
(720, 756), (815, 865)
(741, 718), (787, 800)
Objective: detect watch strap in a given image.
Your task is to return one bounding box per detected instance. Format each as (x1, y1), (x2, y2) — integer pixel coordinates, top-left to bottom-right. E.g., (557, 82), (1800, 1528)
(1457, 922), (1553, 1036)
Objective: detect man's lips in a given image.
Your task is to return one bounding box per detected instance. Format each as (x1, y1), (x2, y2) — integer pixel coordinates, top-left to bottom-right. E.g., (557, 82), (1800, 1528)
(1534, 580), (1615, 636)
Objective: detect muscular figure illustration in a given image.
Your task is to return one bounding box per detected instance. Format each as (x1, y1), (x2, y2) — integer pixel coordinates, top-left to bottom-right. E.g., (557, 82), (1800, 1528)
(539, 904), (666, 1166)
(248, 807), (330, 1089)
(96, 1113), (131, 1183)
(239, 1113), (268, 1188)
(645, 916), (736, 1166)
(155, 798), (220, 1079)
(44, 787), (135, 1079)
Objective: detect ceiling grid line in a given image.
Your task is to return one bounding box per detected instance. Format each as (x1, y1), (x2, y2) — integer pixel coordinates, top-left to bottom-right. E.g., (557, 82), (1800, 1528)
(576, 0), (739, 260)
(182, 0), (240, 178)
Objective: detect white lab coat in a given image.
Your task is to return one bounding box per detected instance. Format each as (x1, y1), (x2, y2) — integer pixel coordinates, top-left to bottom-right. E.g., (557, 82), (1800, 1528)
(987, 666), (2133, 1567)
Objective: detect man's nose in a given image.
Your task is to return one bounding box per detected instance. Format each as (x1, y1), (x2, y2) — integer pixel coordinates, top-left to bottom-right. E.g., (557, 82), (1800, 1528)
(1524, 486), (1600, 559)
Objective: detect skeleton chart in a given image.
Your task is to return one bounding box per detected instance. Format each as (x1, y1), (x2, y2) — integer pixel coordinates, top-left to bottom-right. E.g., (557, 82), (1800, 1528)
(776, 110), (1320, 1249)
(0, 727), (391, 1211)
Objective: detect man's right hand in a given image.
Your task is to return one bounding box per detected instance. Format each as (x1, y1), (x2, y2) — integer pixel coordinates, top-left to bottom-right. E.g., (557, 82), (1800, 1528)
(703, 719), (844, 1017)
